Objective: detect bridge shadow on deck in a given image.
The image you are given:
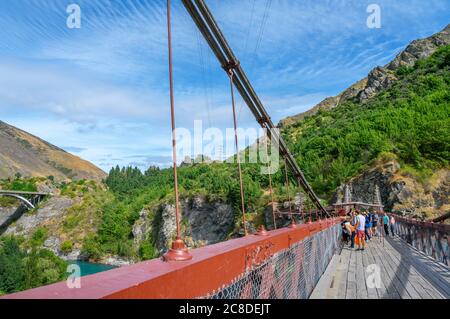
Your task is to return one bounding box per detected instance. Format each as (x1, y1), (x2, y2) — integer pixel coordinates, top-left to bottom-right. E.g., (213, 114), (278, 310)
(382, 235), (411, 299)
(330, 233), (449, 299)
(386, 236), (450, 298)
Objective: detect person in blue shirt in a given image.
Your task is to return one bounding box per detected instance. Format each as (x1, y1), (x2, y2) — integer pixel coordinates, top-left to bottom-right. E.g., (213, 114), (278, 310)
(367, 211), (374, 238)
(383, 213), (390, 236)
(364, 211), (372, 241)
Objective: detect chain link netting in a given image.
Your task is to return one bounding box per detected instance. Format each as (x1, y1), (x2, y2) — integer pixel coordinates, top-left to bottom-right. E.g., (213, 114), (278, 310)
(203, 224), (341, 299)
(396, 219), (449, 266)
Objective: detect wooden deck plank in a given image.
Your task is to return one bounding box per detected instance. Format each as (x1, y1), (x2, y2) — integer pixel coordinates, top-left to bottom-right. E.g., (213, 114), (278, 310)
(370, 238), (402, 299)
(383, 237), (444, 299)
(386, 237), (450, 298)
(337, 248), (351, 299)
(346, 249), (357, 299)
(392, 237), (450, 284)
(375, 238), (423, 299)
(355, 248), (369, 299)
(310, 231), (449, 299)
(373, 238), (417, 299)
(363, 239), (387, 299)
(361, 247), (378, 299)
(368, 236), (392, 299)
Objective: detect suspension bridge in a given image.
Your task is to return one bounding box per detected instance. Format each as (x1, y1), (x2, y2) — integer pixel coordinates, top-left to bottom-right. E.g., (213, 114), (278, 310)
(2, 0), (449, 299)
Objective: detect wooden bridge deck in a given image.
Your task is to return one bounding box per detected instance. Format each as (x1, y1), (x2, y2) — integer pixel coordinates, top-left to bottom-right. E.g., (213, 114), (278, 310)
(311, 235), (450, 299)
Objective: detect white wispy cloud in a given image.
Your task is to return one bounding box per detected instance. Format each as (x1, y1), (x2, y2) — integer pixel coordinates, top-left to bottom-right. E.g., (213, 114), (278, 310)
(1, 0), (449, 171)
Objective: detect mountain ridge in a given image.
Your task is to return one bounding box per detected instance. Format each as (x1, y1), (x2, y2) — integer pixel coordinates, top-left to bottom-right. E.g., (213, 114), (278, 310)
(280, 24), (450, 127)
(0, 120), (106, 181)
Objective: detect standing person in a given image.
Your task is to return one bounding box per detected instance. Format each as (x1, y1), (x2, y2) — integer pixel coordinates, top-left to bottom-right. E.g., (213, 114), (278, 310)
(364, 212), (371, 241)
(372, 211), (379, 237)
(342, 221), (350, 244)
(390, 215), (396, 236)
(367, 210), (374, 238)
(350, 209), (357, 225)
(355, 210), (366, 251)
(343, 218), (356, 248)
(442, 235), (448, 266)
(383, 213), (390, 236)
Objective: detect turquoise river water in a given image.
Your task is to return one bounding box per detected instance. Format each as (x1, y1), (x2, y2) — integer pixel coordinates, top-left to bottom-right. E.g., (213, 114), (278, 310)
(68, 261), (117, 276)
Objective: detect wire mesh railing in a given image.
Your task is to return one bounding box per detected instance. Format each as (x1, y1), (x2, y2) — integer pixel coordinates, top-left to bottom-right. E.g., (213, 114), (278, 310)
(204, 223), (341, 299)
(395, 216), (449, 266)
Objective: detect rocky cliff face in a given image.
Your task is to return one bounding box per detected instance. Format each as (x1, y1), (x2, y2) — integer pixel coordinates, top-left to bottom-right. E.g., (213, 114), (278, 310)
(0, 205), (19, 233)
(133, 196), (234, 252)
(333, 160), (450, 219)
(1, 195), (92, 260)
(4, 197), (75, 237)
(280, 24), (450, 127)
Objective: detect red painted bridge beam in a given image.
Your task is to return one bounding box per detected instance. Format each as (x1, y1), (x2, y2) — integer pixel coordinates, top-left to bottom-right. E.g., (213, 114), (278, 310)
(2, 218), (342, 299)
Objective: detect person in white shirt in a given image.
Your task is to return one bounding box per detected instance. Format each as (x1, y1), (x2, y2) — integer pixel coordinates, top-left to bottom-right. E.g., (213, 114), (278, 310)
(355, 210), (366, 251)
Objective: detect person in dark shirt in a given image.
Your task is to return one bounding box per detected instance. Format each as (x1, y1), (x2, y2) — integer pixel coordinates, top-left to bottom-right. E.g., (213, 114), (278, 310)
(372, 211), (379, 237)
(364, 212), (371, 241)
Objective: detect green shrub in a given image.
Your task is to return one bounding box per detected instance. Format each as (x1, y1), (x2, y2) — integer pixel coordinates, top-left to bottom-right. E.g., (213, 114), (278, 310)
(30, 228), (47, 247)
(0, 236), (67, 294)
(139, 241), (159, 260)
(81, 235), (102, 261)
(60, 240), (73, 254)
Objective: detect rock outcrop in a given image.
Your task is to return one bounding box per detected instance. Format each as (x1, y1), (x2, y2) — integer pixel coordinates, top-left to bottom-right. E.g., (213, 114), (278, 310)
(133, 196), (235, 252)
(132, 208), (152, 244)
(333, 161), (450, 219)
(4, 197), (74, 236)
(0, 205), (19, 232)
(357, 66), (397, 101)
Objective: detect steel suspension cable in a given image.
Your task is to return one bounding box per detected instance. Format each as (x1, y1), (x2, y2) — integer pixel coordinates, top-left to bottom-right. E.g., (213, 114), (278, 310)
(284, 157), (294, 225)
(163, 0), (191, 261)
(182, 0), (329, 217)
(237, 0), (272, 123)
(167, 0), (181, 242)
(265, 128), (277, 229)
(228, 70), (248, 236)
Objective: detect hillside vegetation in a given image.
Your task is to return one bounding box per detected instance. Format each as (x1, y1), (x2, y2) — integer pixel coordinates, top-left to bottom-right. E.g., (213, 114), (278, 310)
(1, 34), (448, 296)
(84, 163), (300, 261)
(281, 45), (450, 198)
(0, 234), (67, 295)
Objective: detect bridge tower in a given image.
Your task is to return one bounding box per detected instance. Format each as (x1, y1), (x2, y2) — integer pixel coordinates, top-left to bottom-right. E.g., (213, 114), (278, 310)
(373, 184), (383, 212)
(344, 184), (352, 203)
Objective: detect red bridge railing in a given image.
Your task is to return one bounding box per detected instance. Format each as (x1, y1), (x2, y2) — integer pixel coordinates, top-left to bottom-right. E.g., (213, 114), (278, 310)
(3, 218), (342, 299)
(393, 215), (449, 266)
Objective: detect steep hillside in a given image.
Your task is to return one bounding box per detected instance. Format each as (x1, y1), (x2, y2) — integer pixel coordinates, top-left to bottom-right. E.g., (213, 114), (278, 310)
(0, 121), (106, 181)
(280, 43), (450, 216)
(280, 24), (450, 127)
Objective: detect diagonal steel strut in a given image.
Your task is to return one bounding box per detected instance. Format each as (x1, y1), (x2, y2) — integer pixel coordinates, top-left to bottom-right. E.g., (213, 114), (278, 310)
(182, 0), (329, 217)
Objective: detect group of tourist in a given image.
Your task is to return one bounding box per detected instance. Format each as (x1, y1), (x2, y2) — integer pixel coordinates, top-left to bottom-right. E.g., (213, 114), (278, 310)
(341, 209), (396, 251)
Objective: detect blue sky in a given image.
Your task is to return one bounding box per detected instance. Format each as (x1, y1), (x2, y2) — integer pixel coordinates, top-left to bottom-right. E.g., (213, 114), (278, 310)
(0, 0), (449, 172)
